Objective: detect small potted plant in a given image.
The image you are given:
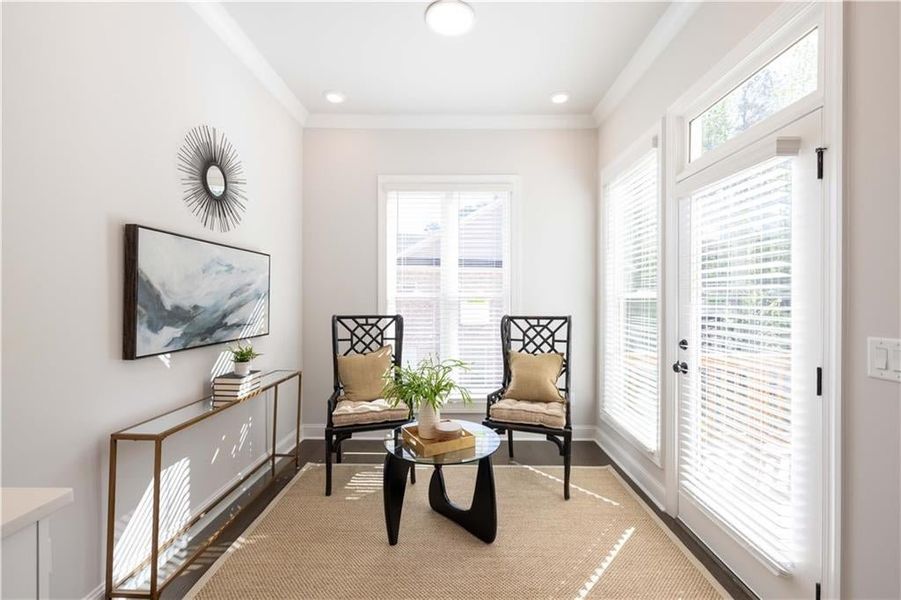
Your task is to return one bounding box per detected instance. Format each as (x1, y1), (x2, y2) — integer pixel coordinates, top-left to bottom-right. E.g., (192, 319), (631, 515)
(229, 343), (261, 377)
(383, 356), (472, 439)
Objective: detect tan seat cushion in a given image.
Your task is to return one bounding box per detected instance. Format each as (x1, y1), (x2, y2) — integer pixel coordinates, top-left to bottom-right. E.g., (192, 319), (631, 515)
(336, 346), (393, 402)
(503, 351), (564, 402)
(332, 398), (409, 427)
(490, 398), (566, 429)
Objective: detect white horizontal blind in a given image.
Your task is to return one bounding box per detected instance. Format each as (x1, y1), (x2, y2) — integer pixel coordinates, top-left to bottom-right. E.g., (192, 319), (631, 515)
(679, 156), (795, 569)
(602, 149), (661, 454)
(385, 188), (511, 399)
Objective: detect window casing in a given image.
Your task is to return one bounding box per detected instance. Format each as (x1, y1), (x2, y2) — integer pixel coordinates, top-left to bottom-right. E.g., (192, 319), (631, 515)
(689, 28), (819, 162)
(379, 177), (516, 403)
(600, 136), (662, 458)
(666, 3), (829, 586)
(674, 4), (825, 184)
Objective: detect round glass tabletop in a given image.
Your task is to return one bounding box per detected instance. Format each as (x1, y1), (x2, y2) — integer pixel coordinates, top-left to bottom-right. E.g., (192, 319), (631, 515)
(384, 420), (500, 465)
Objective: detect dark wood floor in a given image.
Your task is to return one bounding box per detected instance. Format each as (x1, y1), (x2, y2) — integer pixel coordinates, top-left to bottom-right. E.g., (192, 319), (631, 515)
(164, 439), (754, 599)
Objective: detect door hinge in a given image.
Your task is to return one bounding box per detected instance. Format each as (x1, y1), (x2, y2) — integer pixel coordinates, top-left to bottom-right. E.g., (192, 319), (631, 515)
(816, 367), (823, 396)
(815, 582), (821, 600)
(815, 147), (827, 179)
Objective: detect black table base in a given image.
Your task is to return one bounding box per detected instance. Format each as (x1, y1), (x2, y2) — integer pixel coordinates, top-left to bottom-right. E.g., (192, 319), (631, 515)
(382, 453), (411, 545)
(383, 453), (497, 545)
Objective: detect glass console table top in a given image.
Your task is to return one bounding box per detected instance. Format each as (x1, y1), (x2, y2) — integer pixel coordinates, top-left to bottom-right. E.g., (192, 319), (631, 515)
(113, 370), (299, 439)
(384, 420), (500, 465)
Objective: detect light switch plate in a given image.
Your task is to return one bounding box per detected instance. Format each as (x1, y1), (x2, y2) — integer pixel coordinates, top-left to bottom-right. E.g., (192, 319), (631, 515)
(867, 337), (901, 382)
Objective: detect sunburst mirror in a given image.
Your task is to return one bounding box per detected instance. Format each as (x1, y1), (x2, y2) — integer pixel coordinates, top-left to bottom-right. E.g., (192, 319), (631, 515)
(177, 125), (247, 232)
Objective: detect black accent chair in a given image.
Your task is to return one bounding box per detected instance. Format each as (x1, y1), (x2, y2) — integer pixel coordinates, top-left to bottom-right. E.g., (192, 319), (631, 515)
(483, 315), (573, 499)
(325, 315), (414, 496)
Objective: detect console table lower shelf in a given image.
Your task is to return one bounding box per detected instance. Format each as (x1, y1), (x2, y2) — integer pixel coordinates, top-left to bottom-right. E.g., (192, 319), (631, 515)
(105, 369), (301, 600)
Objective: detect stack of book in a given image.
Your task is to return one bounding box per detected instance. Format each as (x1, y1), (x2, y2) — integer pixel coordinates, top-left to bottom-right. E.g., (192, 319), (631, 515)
(212, 371), (262, 404)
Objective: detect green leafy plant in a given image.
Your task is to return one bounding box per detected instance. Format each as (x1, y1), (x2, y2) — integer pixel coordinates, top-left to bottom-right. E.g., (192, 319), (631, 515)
(383, 356), (472, 411)
(229, 343), (261, 363)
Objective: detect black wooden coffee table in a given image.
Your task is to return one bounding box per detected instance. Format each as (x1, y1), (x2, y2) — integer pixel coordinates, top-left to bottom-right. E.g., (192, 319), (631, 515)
(382, 420), (501, 545)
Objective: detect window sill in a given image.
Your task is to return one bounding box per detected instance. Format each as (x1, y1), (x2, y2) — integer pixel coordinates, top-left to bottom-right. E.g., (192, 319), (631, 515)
(439, 400), (487, 415)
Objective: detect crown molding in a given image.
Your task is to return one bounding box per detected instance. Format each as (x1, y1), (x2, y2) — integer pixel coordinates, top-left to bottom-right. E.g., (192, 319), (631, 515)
(592, 2), (701, 127)
(190, 2), (308, 126)
(190, 0), (697, 131)
(304, 113), (597, 130)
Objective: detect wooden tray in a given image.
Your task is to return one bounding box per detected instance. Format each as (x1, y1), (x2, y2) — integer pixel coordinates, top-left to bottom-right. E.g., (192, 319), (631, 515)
(401, 424), (475, 457)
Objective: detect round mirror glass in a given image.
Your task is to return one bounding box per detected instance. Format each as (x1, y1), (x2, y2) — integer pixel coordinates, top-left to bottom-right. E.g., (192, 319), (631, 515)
(205, 164), (226, 198)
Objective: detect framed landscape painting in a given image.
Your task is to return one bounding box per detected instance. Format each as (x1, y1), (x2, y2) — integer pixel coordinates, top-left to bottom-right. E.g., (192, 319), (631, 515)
(123, 225), (270, 359)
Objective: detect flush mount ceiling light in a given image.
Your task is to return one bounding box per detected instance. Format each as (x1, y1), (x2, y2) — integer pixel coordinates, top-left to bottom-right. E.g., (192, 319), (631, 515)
(425, 0), (475, 36)
(324, 91), (346, 104)
(551, 92), (570, 104)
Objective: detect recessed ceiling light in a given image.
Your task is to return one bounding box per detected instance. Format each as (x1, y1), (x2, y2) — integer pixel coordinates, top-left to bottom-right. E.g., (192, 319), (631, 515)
(425, 0), (475, 36)
(324, 91), (346, 104)
(551, 92), (570, 104)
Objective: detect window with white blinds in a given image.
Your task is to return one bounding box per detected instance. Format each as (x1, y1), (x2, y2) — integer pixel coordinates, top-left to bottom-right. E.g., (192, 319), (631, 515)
(382, 183), (512, 400)
(601, 148), (661, 455)
(679, 156), (796, 569)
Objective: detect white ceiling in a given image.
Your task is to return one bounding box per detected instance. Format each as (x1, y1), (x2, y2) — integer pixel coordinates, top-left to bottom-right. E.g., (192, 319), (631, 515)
(225, 2), (670, 117)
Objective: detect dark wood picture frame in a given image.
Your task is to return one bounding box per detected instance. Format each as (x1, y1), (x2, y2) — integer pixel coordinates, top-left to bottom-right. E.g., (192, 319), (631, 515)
(123, 224), (270, 360)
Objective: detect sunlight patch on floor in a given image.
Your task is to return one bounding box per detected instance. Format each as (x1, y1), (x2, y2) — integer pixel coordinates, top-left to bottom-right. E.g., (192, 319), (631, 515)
(343, 469), (383, 500)
(574, 526), (635, 599)
(521, 464), (620, 506)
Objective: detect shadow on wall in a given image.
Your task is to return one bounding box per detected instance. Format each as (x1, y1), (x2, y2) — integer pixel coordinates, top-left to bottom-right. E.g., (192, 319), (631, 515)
(109, 412), (258, 590)
(112, 457), (191, 587)
(107, 292), (271, 589)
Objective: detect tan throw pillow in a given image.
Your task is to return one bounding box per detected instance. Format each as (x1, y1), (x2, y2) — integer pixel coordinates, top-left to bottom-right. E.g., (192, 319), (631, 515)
(503, 351), (564, 403)
(336, 346), (393, 402)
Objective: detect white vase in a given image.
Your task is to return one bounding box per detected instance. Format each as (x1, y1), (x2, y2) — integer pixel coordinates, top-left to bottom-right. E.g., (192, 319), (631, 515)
(234, 361), (252, 376)
(418, 403), (441, 439)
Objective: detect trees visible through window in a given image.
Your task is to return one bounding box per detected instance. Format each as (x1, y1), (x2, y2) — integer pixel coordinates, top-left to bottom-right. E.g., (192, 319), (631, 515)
(690, 28), (818, 161)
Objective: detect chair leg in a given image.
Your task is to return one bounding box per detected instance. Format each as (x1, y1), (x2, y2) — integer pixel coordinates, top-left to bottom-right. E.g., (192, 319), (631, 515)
(410, 464), (416, 485)
(563, 433), (572, 500)
(507, 429), (514, 459)
(336, 439), (343, 464)
(325, 431), (333, 496)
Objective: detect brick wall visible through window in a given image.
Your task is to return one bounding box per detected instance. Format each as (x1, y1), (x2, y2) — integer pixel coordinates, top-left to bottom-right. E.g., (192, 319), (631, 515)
(384, 188), (512, 399)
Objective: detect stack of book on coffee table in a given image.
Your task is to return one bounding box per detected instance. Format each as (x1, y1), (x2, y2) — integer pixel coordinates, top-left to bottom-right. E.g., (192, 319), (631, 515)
(212, 371), (262, 404)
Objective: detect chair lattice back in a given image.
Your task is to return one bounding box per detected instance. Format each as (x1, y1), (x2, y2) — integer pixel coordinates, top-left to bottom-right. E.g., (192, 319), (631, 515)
(501, 315), (572, 393)
(331, 315), (403, 390)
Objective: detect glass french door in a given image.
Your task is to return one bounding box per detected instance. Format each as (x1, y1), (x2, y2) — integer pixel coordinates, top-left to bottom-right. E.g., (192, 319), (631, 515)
(675, 110), (823, 598)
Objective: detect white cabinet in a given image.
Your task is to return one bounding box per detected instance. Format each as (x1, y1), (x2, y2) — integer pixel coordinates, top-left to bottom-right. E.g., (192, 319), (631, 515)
(1, 488), (73, 599)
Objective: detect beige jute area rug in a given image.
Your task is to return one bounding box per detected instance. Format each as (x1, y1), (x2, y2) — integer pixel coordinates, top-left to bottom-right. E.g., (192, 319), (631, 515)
(187, 464), (728, 599)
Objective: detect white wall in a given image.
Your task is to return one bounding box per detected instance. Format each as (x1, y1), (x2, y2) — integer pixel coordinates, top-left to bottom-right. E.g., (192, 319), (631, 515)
(302, 128), (597, 435)
(2, 3), (303, 598)
(842, 3), (901, 598)
(596, 1), (779, 505)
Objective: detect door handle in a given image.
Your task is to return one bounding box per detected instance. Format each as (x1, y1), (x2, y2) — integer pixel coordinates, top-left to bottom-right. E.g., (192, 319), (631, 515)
(672, 361), (688, 374)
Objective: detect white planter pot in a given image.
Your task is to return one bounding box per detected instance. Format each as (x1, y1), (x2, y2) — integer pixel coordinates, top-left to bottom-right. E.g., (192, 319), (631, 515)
(418, 403), (441, 439)
(234, 361), (252, 376)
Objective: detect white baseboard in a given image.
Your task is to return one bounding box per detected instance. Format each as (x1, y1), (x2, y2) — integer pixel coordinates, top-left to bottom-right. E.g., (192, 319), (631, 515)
(594, 425), (666, 510)
(302, 423), (597, 442)
(90, 429), (298, 600)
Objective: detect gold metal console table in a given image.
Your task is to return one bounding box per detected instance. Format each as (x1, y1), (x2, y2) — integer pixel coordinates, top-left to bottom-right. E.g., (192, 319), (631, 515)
(105, 369), (302, 599)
